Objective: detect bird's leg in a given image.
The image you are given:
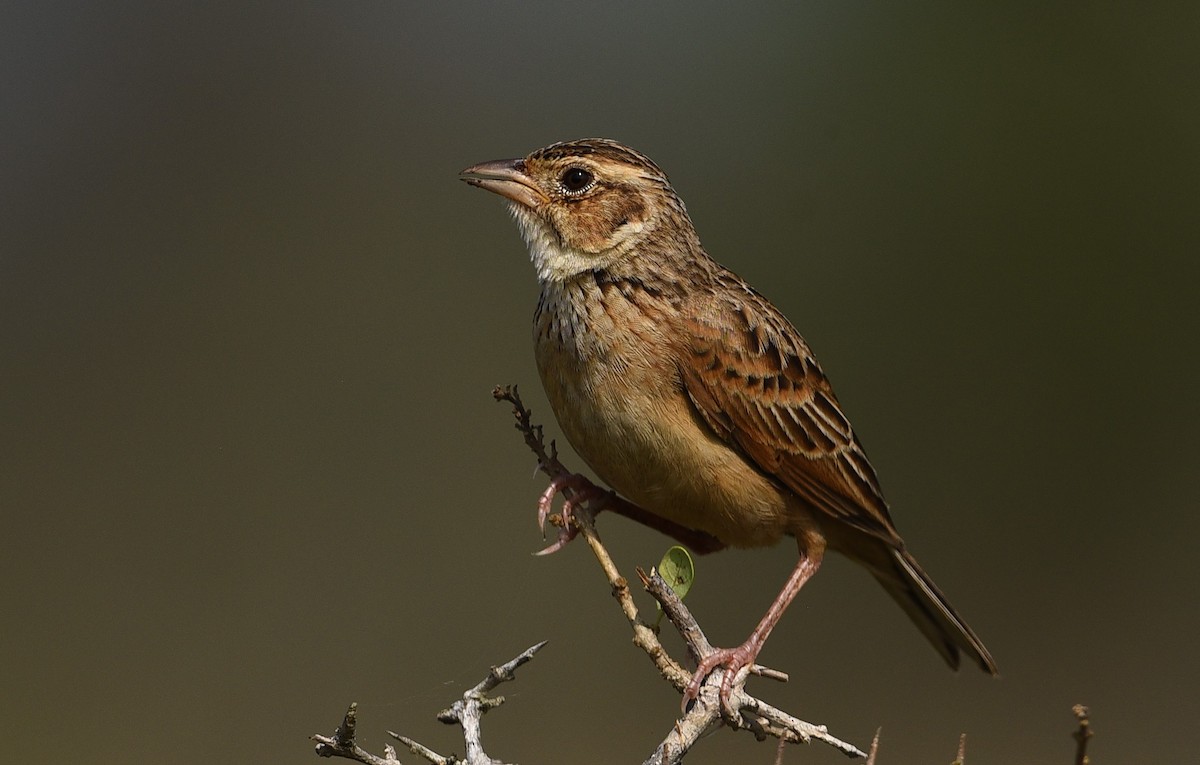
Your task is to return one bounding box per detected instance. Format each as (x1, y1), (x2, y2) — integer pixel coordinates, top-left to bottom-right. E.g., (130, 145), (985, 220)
(684, 546), (825, 711)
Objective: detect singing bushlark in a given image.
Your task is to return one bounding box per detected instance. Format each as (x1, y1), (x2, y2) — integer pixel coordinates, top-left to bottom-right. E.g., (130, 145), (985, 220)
(461, 138), (998, 704)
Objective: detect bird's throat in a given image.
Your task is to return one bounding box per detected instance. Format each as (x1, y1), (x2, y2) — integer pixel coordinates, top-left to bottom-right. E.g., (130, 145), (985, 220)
(509, 203), (627, 285)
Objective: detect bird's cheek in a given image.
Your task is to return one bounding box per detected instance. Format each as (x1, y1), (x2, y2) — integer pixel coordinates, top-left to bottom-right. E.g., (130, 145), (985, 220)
(571, 203), (648, 255)
(555, 209), (612, 254)
(608, 217), (647, 251)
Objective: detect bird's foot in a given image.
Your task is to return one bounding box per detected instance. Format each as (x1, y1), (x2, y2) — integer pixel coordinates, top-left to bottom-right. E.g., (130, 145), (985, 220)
(535, 472), (612, 555)
(683, 638), (764, 714)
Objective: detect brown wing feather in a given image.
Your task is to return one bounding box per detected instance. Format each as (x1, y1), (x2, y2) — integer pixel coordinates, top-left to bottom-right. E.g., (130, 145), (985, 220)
(680, 277), (902, 545)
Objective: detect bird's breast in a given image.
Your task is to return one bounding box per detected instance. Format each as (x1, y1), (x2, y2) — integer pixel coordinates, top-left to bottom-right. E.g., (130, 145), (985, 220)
(532, 277), (795, 548)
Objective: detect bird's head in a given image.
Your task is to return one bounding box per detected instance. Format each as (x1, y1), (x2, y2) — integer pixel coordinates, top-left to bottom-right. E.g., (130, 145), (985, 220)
(460, 138), (695, 283)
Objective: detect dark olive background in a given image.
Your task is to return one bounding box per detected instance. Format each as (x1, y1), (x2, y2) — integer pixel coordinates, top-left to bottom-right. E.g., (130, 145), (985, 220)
(2, 3), (1197, 764)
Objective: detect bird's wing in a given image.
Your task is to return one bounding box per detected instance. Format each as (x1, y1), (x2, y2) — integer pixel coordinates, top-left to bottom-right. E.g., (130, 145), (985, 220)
(679, 279), (902, 545)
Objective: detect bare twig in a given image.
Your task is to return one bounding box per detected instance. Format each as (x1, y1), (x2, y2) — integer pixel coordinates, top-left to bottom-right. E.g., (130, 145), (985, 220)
(494, 384), (866, 763)
(313, 643), (548, 765)
(493, 384), (567, 480)
(864, 729), (881, 765)
(1072, 705), (1092, 765)
(425, 640), (547, 765)
(951, 733), (967, 764)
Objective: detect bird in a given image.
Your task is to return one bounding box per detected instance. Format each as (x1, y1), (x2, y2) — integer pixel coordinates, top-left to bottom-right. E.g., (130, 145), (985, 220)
(460, 138), (998, 705)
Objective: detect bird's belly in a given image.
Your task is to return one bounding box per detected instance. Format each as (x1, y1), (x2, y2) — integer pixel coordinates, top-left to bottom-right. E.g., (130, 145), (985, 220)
(537, 346), (793, 549)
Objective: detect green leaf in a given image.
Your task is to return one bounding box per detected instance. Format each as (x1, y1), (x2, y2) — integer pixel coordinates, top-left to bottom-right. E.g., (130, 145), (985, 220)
(658, 546), (695, 601)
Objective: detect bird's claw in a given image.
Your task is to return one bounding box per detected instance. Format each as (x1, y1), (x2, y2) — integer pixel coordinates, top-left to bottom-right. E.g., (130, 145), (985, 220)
(682, 642), (761, 715)
(533, 528), (577, 556)
(534, 473), (609, 554)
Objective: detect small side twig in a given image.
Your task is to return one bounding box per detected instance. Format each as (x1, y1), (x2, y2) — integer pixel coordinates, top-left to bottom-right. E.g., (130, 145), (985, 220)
(1072, 705), (1092, 765)
(864, 729), (881, 765)
(312, 703), (401, 765)
(951, 733), (967, 764)
(494, 384), (567, 480)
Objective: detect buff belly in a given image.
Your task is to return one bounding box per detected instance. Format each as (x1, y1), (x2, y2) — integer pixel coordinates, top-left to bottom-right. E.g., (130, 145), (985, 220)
(536, 338), (796, 549)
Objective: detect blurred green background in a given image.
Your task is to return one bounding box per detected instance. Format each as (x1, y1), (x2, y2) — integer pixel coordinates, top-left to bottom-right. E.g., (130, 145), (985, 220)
(2, 2), (1197, 763)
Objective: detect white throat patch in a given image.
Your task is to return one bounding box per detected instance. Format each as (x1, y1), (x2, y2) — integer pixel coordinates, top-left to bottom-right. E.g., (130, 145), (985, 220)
(509, 203), (642, 285)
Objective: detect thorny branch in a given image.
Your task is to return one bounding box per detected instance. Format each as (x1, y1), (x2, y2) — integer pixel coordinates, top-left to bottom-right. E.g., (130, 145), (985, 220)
(313, 642), (548, 765)
(311, 385), (1094, 764)
(492, 384), (865, 763)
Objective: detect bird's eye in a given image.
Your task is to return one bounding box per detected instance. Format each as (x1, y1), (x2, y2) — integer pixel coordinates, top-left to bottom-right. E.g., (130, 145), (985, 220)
(560, 167), (594, 194)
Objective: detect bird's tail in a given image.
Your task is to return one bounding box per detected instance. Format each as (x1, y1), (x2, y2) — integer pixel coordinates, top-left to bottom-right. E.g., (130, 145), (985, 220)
(867, 546), (999, 676)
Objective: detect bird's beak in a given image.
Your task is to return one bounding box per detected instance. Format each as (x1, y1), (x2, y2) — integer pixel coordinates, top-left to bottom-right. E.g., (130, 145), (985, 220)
(459, 158), (547, 210)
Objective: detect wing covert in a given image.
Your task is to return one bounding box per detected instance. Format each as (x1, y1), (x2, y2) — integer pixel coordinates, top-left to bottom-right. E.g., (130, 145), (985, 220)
(679, 283), (900, 544)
